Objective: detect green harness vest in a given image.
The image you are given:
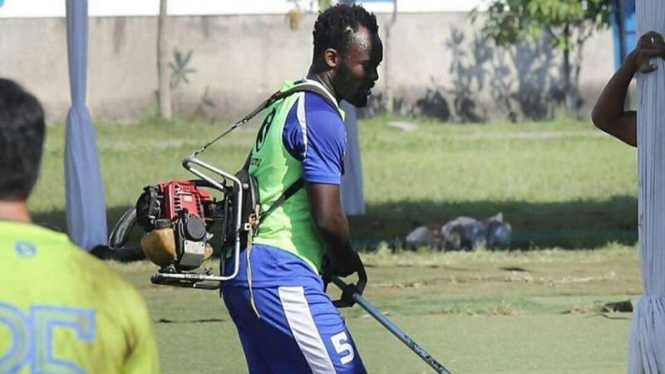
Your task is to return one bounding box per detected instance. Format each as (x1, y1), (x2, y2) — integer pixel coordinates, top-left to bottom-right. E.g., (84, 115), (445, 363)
(249, 80), (344, 272)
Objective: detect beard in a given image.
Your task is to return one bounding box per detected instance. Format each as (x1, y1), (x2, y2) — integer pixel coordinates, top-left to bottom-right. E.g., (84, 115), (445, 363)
(351, 91), (369, 108)
(333, 64), (371, 108)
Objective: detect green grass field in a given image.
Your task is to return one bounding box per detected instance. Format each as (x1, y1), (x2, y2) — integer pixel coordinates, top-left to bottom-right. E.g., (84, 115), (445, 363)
(111, 247), (639, 374)
(32, 116), (638, 249)
(30, 116), (641, 373)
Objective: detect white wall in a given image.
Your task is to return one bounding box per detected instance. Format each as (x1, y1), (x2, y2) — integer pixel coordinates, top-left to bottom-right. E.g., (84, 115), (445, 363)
(0, 11), (614, 123)
(0, 0), (486, 18)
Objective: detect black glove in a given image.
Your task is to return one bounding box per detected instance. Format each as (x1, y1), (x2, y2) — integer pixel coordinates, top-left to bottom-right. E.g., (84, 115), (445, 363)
(324, 249), (362, 278)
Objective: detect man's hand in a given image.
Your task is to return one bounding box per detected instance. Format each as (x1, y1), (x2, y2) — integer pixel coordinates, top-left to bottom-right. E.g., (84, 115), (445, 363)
(306, 182), (362, 278)
(626, 31), (665, 74)
(325, 248), (362, 278)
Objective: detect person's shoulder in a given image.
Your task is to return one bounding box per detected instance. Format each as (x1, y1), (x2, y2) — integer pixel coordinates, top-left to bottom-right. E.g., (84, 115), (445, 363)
(303, 92), (342, 120)
(0, 222), (149, 320)
(0, 222), (79, 264)
(0, 221), (71, 245)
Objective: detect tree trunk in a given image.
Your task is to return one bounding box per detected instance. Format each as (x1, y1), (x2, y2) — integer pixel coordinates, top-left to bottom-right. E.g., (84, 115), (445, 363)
(157, 0), (172, 120)
(561, 24), (572, 112)
(384, 0), (398, 113)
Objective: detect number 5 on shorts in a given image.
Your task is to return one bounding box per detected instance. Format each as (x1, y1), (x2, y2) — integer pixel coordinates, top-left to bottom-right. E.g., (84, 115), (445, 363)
(331, 332), (355, 365)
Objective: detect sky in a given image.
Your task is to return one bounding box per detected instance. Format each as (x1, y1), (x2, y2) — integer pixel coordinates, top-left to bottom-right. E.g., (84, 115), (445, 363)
(0, 0), (486, 18)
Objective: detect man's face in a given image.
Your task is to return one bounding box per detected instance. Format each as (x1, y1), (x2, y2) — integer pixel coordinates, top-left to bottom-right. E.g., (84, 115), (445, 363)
(333, 26), (383, 108)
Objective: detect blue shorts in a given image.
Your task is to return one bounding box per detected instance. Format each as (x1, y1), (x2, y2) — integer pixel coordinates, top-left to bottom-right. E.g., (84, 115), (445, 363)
(221, 245), (366, 374)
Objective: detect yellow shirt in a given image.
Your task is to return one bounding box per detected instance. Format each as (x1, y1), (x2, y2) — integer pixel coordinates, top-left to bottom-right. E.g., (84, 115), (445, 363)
(0, 221), (159, 374)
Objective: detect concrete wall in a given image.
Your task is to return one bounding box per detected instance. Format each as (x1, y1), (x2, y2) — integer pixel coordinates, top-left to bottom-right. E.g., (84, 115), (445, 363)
(0, 12), (617, 123)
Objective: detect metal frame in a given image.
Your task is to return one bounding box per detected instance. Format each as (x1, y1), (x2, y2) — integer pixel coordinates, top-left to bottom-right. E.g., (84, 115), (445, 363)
(150, 153), (243, 288)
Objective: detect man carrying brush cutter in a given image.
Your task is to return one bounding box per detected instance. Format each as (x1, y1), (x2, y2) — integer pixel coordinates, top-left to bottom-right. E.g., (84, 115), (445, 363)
(221, 4), (383, 374)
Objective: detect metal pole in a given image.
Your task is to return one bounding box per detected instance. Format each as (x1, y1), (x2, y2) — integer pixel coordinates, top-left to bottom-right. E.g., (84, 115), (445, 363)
(332, 277), (453, 374)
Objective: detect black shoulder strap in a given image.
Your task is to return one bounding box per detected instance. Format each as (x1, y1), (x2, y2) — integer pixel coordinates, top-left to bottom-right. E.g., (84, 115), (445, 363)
(194, 82), (340, 157)
(259, 178), (304, 223)
(246, 82), (339, 124)
(239, 148), (304, 225)
(271, 82), (339, 115)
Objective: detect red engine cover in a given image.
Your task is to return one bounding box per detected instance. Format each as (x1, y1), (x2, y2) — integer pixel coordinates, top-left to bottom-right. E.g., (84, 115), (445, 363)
(160, 181), (213, 221)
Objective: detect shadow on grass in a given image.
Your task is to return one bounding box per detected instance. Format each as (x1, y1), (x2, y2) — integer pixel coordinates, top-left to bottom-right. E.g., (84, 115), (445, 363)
(33, 206), (146, 260)
(348, 195), (638, 250)
(32, 195), (638, 252)
(34, 205), (233, 259)
(33, 206), (138, 239)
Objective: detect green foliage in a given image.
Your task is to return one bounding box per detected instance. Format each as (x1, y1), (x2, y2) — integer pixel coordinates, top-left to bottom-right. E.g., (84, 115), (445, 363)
(472, 0), (612, 50)
(319, 0), (333, 10)
(286, 0), (333, 30)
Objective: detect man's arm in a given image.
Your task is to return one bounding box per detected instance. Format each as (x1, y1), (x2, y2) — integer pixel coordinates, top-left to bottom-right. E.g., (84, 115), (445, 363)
(284, 93), (362, 277)
(591, 66), (638, 147)
(306, 182), (361, 277)
(592, 31), (665, 147)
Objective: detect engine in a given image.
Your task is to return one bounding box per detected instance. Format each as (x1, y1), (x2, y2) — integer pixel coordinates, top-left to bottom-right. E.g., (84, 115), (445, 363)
(135, 181), (217, 271)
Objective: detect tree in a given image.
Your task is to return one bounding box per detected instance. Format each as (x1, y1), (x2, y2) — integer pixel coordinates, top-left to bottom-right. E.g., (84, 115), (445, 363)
(472, 0), (612, 115)
(157, 0), (172, 120)
(287, 0), (335, 30)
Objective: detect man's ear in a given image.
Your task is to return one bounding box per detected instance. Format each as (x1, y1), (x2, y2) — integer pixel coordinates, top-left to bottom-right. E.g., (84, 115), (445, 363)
(324, 48), (340, 69)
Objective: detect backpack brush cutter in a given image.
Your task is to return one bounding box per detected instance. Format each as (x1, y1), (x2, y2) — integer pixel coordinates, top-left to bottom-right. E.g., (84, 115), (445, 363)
(108, 158), (251, 290)
(107, 83), (454, 373)
(108, 83), (332, 289)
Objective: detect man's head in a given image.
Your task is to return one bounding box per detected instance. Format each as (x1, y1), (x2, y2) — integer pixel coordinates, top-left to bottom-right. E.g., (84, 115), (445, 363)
(312, 4), (383, 107)
(0, 79), (45, 201)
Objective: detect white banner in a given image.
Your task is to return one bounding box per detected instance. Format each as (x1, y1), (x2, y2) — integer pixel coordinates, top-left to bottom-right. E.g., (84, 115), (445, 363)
(629, 1), (665, 373)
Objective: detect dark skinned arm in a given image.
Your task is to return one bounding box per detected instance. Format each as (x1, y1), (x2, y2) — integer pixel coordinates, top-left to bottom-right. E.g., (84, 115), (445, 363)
(306, 182), (362, 277)
(591, 63), (638, 147)
(592, 31), (665, 147)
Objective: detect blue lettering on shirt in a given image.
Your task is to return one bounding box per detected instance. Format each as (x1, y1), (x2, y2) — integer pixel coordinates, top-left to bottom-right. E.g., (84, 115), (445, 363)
(15, 242), (37, 258)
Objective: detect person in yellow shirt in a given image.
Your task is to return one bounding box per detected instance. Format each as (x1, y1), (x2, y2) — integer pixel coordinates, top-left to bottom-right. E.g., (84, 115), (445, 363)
(0, 78), (158, 374)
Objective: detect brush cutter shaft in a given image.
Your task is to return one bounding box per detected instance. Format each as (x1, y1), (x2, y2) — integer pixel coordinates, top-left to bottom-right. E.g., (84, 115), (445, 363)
(332, 277), (453, 374)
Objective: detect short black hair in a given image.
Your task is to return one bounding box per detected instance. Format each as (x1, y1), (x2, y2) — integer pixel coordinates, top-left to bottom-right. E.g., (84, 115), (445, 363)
(0, 79), (45, 200)
(313, 4), (379, 58)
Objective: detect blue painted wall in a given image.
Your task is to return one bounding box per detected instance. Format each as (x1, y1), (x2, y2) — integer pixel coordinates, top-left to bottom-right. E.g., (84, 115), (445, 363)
(613, 0), (636, 69)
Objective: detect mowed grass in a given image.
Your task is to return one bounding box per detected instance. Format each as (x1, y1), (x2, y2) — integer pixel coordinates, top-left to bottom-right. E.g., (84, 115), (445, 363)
(111, 246), (639, 374)
(30, 116), (641, 373)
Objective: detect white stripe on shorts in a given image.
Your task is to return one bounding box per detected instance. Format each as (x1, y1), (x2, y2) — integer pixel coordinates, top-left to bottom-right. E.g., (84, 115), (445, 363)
(279, 286), (337, 374)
